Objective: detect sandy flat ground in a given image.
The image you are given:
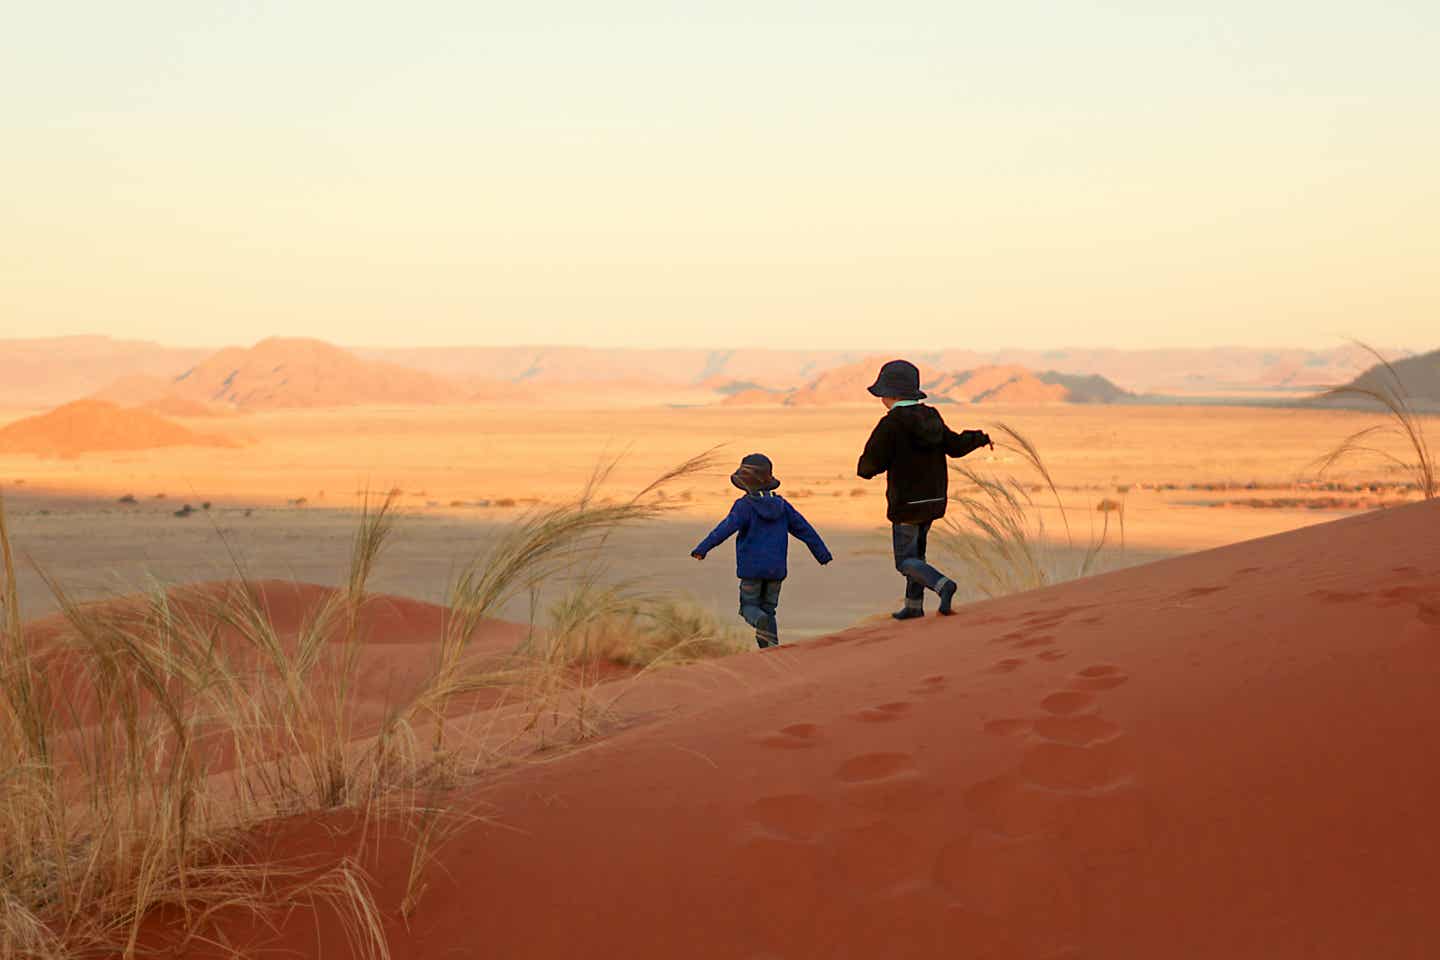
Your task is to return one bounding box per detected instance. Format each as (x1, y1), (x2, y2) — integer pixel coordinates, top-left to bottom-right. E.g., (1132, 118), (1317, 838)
(1, 402), (1429, 632)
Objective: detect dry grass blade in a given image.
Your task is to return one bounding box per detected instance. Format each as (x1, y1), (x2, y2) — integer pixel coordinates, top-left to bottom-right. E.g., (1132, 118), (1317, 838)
(990, 422), (1073, 547)
(1312, 343), (1435, 499)
(937, 426), (1117, 599)
(1, 452), (732, 959)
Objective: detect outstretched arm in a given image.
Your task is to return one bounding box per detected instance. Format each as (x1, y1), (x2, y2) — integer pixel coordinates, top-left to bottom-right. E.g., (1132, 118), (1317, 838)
(945, 428), (991, 459)
(856, 419), (894, 479)
(785, 502), (833, 565)
(692, 504), (743, 558)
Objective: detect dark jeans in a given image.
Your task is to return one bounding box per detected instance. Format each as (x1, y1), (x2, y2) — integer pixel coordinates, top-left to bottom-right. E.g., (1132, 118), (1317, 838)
(738, 578), (783, 648)
(892, 521), (949, 606)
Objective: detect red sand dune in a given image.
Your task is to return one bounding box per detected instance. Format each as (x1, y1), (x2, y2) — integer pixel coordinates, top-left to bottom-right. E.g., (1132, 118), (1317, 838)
(170, 337), (468, 410)
(930, 364), (1070, 404)
(0, 399), (236, 458)
(23, 579), (529, 741)
(167, 498), (1440, 958)
(784, 355), (891, 406)
(139, 393), (231, 418)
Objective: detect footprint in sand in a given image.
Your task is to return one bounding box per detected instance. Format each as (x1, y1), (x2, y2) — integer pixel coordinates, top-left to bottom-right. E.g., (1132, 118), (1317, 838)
(851, 702), (913, 724)
(1036, 649), (1069, 662)
(1067, 664), (1129, 691)
(1310, 588), (1370, 604)
(835, 753), (914, 783)
(828, 820), (931, 898)
(983, 718), (1032, 736)
(1020, 739), (1131, 792)
(1379, 585), (1440, 627)
(963, 774), (1066, 837)
(744, 793), (828, 840)
(757, 722), (823, 750)
(836, 753), (939, 812)
(1172, 585), (1226, 602)
(1023, 604), (1097, 631)
(1015, 635), (1057, 649)
(910, 674), (948, 695)
(1032, 713), (1121, 746)
(990, 658), (1026, 674)
(1040, 691), (1096, 715)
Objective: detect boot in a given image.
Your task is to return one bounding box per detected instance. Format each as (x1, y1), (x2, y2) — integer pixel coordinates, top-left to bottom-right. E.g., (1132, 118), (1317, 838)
(892, 598), (925, 621)
(937, 578), (958, 616)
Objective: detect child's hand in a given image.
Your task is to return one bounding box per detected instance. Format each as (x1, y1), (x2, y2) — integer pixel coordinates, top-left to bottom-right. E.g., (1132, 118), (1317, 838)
(691, 551), (705, 561)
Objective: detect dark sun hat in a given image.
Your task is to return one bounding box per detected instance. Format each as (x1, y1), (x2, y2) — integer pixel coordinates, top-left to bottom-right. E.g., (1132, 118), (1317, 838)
(731, 453), (781, 493)
(866, 359), (926, 400)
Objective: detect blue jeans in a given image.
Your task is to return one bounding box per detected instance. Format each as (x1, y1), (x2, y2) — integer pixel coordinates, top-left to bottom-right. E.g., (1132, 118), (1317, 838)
(892, 521), (948, 607)
(738, 578), (782, 648)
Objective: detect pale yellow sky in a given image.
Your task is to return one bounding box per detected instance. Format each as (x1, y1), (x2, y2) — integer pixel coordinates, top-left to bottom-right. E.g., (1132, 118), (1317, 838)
(3, 3), (1436, 351)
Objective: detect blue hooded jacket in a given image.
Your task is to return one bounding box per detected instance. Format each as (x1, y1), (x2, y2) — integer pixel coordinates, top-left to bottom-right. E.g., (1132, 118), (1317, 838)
(692, 492), (832, 581)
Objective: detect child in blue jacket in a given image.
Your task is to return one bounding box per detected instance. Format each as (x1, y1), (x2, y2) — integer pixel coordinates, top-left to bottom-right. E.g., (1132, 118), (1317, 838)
(691, 453), (832, 648)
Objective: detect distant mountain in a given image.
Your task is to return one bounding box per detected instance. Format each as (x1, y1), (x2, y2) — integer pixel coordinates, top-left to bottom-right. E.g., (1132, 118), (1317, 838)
(1314, 349), (1440, 411)
(1035, 371), (1132, 404)
(731, 360), (1131, 407)
(0, 337), (207, 408)
(359, 344), (1390, 397)
(359, 346), (874, 389)
(0, 336), (1405, 409)
(168, 338), (467, 410)
(783, 356), (891, 406)
(0, 399), (235, 458)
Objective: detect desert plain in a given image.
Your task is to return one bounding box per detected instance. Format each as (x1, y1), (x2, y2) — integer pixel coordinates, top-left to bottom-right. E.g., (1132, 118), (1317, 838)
(2, 388), (1437, 960)
(1, 399), (1426, 628)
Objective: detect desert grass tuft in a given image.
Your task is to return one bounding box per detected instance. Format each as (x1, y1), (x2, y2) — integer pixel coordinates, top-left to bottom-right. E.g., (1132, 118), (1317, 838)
(1, 450), (726, 959)
(1312, 341), (1435, 500)
(936, 424), (1116, 598)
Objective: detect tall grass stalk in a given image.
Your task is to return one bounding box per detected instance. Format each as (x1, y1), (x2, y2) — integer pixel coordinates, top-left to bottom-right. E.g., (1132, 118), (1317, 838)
(936, 424), (1114, 598)
(0, 449), (722, 958)
(1312, 341), (1435, 500)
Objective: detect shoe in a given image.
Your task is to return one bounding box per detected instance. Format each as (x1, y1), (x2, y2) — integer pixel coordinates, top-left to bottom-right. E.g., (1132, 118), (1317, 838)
(937, 579), (957, 616)
(891, 606), (925, 621)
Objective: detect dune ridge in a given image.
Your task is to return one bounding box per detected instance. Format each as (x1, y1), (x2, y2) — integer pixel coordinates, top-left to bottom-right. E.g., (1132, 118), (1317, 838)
(168, 337), (468, 410)
(144, 498), (1440, 959)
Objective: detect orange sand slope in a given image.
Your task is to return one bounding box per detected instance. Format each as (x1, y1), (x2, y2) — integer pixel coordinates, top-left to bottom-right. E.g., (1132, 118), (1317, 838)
(203, 499), (1440, 958)
(24, 580), (528, 742)
(0, 399), (236, 457)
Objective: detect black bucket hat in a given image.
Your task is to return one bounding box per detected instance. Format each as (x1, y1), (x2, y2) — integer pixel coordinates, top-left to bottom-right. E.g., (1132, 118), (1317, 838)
(731, 453), (781, 493)
(867, 359), (926, 400)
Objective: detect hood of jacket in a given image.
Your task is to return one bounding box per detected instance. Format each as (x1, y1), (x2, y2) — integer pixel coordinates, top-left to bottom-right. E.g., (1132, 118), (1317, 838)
(889, 404), (946, 449)
(745, 492), (788, 520)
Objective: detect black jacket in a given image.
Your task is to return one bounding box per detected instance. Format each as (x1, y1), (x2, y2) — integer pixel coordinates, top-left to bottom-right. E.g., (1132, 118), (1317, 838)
(856, 405), (989, 523)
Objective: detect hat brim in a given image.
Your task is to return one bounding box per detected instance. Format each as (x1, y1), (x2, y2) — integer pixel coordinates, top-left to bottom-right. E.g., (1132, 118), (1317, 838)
(731, 471), (781, 493)
(867, 380), (926, 400)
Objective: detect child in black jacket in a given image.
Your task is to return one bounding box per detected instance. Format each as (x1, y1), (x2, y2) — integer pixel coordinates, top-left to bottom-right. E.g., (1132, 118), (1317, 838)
(857, 359), (990, 620)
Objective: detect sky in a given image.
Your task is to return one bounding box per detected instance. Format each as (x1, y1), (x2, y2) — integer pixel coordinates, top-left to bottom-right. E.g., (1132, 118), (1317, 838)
(3, 2), (1437, 352)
